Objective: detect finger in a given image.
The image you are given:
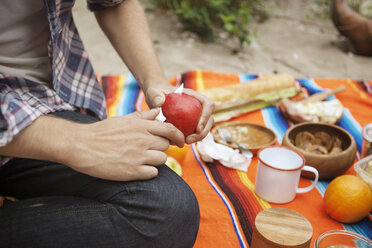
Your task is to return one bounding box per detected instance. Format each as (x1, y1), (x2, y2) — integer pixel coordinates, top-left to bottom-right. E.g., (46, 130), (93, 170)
(80, 164), (158, 182)
(146, 121), (185, 147)
(186, 115), (214, 144)
(141, 150), (167, 165)
(169, 140), (177, 146)
(129, 108), (160, 120)
(131, 165), (159, 180)
(147, 137), (170, 151)
(182, 88), (215, 134)
(196, 97), (215, 134)
(145, 87), (166, 108)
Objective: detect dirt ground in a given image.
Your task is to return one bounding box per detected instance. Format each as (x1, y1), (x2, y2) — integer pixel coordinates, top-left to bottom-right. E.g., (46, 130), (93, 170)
(73, 0), (372, 81)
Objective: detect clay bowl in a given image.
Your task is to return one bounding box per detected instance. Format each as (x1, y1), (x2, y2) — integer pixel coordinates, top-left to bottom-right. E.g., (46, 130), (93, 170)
(282, 122), (356, 180)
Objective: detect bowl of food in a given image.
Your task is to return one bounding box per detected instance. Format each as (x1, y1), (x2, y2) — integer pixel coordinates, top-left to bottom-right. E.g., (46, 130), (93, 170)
(279, 86), (345, 125)
(282, 122), (357, 180)
(354, 154), (372, 190)
(212, 122), (277, 155)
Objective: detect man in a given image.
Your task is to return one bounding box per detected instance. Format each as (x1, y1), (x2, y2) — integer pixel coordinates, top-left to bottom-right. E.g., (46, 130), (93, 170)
(0, 0), (215, 247)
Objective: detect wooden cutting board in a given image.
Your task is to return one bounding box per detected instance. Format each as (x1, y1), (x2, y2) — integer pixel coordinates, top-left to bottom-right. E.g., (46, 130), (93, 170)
(251, 208), (313, 248)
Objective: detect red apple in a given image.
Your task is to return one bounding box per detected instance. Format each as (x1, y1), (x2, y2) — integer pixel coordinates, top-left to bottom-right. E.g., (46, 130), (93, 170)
(162, 92), (202, 137)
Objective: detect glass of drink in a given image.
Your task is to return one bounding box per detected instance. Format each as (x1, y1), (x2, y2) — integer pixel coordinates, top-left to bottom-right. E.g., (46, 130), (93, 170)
(314, 230), (372, 248)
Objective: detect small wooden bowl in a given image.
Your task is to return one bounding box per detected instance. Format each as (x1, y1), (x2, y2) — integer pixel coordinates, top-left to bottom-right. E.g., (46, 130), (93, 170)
(282, 122), (357, 180)
(212, 122), (277, 155)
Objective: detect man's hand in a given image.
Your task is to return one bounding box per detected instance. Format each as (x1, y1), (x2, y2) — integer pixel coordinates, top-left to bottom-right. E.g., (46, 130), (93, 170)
(67, 108), (184, 181)
(145, 85), (215, 144)
(0, 109), (184, 181)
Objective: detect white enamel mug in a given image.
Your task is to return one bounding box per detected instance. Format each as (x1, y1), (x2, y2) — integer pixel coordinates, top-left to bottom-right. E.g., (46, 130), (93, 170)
(255, 146), (319, 204)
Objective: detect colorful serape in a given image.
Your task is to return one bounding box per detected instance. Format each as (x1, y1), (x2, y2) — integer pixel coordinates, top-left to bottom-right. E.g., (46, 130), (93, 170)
(99, 70), (372, 248)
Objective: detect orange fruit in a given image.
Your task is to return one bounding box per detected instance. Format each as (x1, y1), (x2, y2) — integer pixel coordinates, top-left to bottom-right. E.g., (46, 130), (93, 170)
(323, 175), (372, 223)
(164, 145), (187, 163)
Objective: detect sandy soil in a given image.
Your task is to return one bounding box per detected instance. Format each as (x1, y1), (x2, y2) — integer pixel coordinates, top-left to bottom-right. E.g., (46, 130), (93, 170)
(73, 0), (372, 81)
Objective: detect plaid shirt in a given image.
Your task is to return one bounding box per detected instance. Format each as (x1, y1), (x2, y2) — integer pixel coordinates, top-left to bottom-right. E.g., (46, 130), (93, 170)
(0, 0), (124, 165)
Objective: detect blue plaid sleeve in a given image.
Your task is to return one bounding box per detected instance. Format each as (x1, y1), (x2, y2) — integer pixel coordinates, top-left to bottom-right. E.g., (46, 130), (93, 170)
(0, 77), (76, 166)
(0, 0), (109, 167)
(87, 0), (125, 11)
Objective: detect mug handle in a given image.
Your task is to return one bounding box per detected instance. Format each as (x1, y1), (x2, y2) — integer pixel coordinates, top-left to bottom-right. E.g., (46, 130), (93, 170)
(296, 165), (319, 193)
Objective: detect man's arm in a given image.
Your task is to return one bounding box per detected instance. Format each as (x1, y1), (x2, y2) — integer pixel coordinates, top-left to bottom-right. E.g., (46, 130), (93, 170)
(0, 115), (78, 164)
(94, 0), (215, 143)
(94, 0), (168, 92)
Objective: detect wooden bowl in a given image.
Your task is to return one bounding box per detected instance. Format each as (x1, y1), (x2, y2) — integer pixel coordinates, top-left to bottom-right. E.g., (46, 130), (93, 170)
(282, 122), (357, 180)
(212, 122), (277, 155)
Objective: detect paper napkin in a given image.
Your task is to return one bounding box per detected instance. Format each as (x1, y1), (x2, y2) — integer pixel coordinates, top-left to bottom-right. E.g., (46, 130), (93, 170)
(196, 132), (252, 172)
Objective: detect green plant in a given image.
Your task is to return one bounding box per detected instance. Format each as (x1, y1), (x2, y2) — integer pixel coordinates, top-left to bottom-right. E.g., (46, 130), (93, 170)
(151, 0), (268, 46)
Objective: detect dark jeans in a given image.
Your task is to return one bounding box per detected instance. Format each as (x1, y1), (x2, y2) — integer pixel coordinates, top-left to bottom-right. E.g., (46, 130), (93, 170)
(0, 111), (200, 248)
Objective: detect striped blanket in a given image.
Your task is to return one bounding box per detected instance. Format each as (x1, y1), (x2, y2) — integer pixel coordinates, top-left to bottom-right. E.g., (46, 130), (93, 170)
(0, 71), (370, 246)
(100, 70), (372, 247)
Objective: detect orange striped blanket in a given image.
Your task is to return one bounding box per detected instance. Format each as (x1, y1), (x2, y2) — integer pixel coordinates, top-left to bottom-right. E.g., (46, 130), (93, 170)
(100, 70), (372, 248)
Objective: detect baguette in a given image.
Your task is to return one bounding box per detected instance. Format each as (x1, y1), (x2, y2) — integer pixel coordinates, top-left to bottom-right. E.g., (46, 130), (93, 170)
(201, 73), (296, 110)
(213, 87), (301, 122)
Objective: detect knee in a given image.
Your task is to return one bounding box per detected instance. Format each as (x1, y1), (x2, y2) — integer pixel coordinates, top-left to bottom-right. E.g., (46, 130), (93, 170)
(107, 165), (200, 247)
(150, 165), (200, 247)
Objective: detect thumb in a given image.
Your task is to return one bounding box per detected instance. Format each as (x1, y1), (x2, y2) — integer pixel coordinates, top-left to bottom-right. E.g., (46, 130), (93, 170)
(145, 87), (166, 108)
(134, 108), (160, 120)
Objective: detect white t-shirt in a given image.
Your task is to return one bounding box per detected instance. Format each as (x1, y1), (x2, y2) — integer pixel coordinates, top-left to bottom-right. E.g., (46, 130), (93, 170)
(0, 0), (52, 88)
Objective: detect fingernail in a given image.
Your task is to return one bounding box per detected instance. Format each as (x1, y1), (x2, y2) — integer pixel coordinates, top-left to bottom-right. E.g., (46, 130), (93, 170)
(154, 96), (162, 106)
